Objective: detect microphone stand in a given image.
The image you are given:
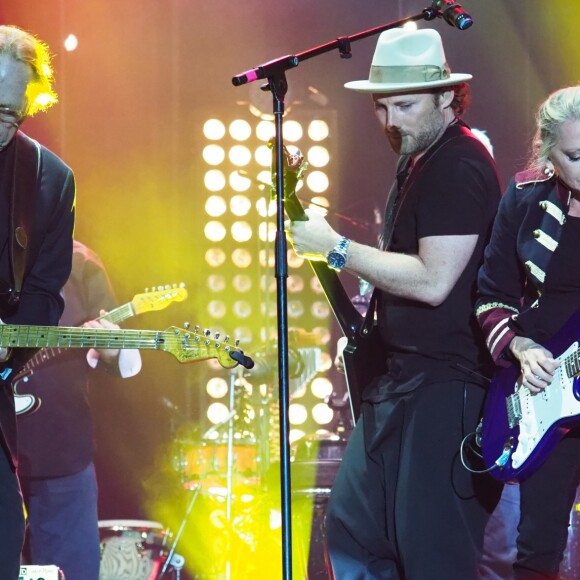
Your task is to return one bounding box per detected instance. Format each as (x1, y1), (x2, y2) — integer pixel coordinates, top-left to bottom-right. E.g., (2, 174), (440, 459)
(231, 5), (461, 578)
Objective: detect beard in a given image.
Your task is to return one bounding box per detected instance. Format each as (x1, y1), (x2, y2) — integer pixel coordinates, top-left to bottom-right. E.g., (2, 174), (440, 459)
(387, 107), (447, 156)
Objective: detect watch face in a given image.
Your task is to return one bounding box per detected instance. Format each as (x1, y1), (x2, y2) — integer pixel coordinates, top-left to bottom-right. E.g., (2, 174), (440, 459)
(328, 251), (346, 270)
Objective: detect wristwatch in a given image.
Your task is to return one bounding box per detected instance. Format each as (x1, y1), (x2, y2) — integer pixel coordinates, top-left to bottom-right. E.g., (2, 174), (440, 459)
(327, 237), (351, 272)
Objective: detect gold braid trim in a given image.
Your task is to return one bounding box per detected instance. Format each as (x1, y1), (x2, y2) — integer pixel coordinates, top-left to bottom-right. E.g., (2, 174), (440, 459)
(475, 302), (519, 317)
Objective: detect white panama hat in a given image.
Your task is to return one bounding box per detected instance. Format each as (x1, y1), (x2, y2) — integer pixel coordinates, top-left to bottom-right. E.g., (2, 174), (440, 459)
(345, 28), (472, 93)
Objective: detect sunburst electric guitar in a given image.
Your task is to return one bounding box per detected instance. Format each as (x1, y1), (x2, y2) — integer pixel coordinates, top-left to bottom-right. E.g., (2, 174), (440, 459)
(282, 150), (385, 422)
(482, 309), (580, 481)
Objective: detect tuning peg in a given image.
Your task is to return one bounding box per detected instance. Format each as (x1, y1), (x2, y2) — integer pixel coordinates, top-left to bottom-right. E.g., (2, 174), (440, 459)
(224, 335), (230, 343)
(203, 329), (211, 337)
(194, 325), (200, 333)
(214, 332), (220, 340)
(235, 338), (240, 347)
(184, 322), (190, 330)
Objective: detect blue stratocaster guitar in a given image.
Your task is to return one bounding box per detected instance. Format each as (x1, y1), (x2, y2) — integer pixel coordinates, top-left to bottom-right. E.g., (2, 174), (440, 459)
(482, 310), (580, 482)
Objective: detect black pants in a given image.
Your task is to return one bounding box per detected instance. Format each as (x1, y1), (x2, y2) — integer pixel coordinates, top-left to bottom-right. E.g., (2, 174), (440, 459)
(515, 429), (580, 579)
(0, 446), (24, 579)
(326, 380), (501, 580)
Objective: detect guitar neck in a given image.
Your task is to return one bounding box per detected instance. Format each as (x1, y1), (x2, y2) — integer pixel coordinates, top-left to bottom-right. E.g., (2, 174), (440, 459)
(20, 301), (135, 372)
(1, 325), (161, 352)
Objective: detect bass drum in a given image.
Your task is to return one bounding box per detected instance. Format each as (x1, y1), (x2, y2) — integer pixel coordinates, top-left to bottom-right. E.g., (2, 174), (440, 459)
(98, 520), (170, 580)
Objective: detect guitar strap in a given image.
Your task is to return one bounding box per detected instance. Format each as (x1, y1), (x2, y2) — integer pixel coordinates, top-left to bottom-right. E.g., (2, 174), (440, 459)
(8, 132), (41, 305)
(360, 155), (411, 336)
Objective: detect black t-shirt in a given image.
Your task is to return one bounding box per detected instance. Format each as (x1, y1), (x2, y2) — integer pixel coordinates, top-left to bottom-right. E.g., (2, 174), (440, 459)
(371, 122), (502, 397)
(511, 214), (580, 344)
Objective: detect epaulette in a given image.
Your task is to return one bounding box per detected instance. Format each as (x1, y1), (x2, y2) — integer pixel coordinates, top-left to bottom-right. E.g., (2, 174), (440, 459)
(515, 167), (553, 189)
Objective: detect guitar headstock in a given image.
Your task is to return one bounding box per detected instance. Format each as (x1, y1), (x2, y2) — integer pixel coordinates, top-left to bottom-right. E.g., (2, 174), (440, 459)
(160, 325), (254, 369)
(132, 285), (188, 315)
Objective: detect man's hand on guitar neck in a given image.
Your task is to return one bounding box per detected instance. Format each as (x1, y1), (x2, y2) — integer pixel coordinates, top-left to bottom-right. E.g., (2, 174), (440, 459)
(334, 336), (348, 374)
(285, 208), (342, 262)
(509, 336), (560, 394)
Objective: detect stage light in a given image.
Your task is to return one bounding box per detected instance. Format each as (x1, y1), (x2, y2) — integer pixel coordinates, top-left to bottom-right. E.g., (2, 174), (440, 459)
(204, 170), (226, 192)
(258, 222), (276, 243)
(205, 195), (227, 217)
(207, 300), (227, 319)
(230, 195), (252, 217)
(204, 119), (226, 140)
(204, 221), (227, 242)
(64, 34), (78, 52)
(256, 198), (276, 218)
(207, 402), (230, 424)
(306, 171), (329, 194)
(256, 120), (275, 142)
(207, 377), (229, 399)
(311, 301), (331, 319)
(231, 248), (252, 268)
(232, 300), (252, 319)
(289, 404), (308, 425)
(207, 274), (226, 292)
(229, 119), (252, 141)
(288, 300), (305, 318)
(307, 145), (330, 168)
(283, 120), (303, 142)
(229, 171), (252, 192)
(311, 377), (333, 399)
(205, 248), (226, 267)
(287, 274), (304, 293)
(289, 429), (306, 444)
(287, 252), (305, 269)
(308, 119), (329, 141)
(258, 250), (275, 269)
(231, 221), (252, 243)
(203, 144), (226, 165)
(232, 274), (252, 293)
(312, 403), (334, 425)
(228, 145), (252, 167)
(255, 145), (272, 167)
(311, 326), (332, 345)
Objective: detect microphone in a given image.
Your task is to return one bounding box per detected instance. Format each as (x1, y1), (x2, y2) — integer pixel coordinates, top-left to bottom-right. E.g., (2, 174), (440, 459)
(232, 55), (299, 87)
(432, 0), (473, 30)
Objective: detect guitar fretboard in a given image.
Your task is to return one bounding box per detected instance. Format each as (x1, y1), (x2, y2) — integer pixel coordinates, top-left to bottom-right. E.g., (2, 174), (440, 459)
(565, 347), (580, 378)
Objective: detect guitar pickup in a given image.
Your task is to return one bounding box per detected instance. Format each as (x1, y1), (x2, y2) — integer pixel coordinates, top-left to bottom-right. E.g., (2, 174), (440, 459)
(506, 393), (522, 429)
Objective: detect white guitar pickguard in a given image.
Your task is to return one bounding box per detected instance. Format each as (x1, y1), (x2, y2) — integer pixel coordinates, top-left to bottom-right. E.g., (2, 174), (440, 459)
(511, 341), (579, 469)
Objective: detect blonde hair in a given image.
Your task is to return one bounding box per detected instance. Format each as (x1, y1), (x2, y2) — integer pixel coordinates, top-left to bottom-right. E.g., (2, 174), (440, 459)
(0, 25), (57, 116)
(530, 85), (580, 171)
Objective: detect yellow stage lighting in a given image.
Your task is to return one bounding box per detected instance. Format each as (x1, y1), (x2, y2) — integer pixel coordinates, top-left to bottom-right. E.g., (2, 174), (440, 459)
(258, 222), (276, 243)
(204, 221), (227, 242)
(287, 251), (305, 269)
(230, 195), (252, 216)
(231, 221), (252, 243)
(289, 403), (308, 425)
(207, 300), (227, 319)
(229, 119), (252, 141)
(207, 274), (226, 292)
(228, 145), (252, 167)
(204, 170), (226, 192)
(311, 301), (331, 319)
(232, 274), (252, 293)
(64, 34), (78, 52)
(256, 120), (275, 142)
(312, 403), (334, 425)
(231, 248), (252, 268)
(255, 145), (273, 167)
(233, 300), (252, 318)
(205, 248), (226, 267)
(203, 144), (226, 165)
(207, 402), (230, 424)
(289, 429), (306, 444)
(311, 377), (333, 399)
(288, 300), (305, 318)
(229, 171), (251, 192)
(258, 250), (275, 269)
(255, 197), (276, 218)
(204, 119), (226, 140)
(205, 195), (227, 217)
(206, 377), (229, 399)
(287, 274), (304, 293)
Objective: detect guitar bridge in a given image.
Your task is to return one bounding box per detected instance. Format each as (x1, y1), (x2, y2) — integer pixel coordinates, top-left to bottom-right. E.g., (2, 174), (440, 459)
(506, 393), (522, 429)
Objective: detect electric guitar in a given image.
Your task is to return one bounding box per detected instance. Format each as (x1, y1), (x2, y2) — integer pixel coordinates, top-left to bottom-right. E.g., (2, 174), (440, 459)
(282, 150), (385, 422)
(13, 285), (188, 416)
(482, 309), (580, 482)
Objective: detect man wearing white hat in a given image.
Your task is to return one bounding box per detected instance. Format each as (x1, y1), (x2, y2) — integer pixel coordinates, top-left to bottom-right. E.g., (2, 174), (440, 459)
(287, 28), (502, 578)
